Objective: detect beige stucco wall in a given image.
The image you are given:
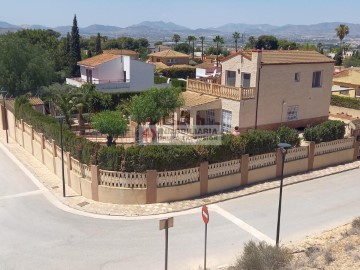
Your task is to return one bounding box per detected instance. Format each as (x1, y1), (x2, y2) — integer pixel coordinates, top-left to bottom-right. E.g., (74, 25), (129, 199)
(33, 140), (43, 163)
(329, 105), (360, 119)
(98, 186), (147, 204)
(313, 149), (354, 169)
(23, 132), (32, 154)
(156, 182), (200, 203)
(80, 178), (92, 200)
(248, 165), (277, 184)
(43, 150), (54, 173)
(256, 63), (333, 128)
(332, 90), (356, 98)
(69, 171), (82, 195)
(284, 158), (309, 176)
(208, 173), (241, 194)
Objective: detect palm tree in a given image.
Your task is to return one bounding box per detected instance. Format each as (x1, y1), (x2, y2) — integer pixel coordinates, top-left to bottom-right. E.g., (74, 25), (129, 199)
(335, 24), (350, 54)
(213, 35), (224, 67)
(233, 32), (241, 52)
(190, 36), (197, 59)
(172, 34), (180, 45)
(199, 36), (205, 60)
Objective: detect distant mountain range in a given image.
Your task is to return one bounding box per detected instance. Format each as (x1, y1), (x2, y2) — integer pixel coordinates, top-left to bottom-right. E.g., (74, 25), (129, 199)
(1, 20), (360, 40)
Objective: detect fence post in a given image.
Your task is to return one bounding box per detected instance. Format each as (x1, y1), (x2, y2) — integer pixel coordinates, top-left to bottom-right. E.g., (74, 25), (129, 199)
(66, 152), (72, 188)
(200, 161), (209, 196)
(241, 155), (249, 185)
(52, 140), (57, 174)
(146, 170), (157, 204)
(91, 165), (99, 201)
(40, 134), (45, 164)
(21, 119), (25, 147)
(276, 148), (283, 178)
(307, 141), (315, 171)
(30, 126), (34, 156)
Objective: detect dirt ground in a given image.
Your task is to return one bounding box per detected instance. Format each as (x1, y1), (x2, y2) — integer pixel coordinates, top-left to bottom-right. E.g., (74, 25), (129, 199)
(288, 222), (360, 269)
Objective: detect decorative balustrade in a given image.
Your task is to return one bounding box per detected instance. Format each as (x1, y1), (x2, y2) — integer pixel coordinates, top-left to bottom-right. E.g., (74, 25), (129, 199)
(99, 170), (147, 188)
(208, 159), (241, 179)
(248, 153), (276, 170)
(314, 138), (354, 156)
(187, 79), (255, 101)
(157, 167), (200, 187)
(285, 146), (308, 162)
(23, 123), (32, 135)
(71, 157), (81, 176)
(80, 163), (91, 181)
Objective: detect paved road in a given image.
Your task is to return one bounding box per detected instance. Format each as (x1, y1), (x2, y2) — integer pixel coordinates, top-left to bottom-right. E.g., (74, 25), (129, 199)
(1, 147), (360, 270)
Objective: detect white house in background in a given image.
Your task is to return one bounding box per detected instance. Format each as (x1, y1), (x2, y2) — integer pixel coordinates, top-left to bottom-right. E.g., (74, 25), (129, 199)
(66, 53), (154, 93)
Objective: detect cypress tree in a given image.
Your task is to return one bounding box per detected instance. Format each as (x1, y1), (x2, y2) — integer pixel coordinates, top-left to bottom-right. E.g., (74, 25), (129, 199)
(95, 33), (102, 55)
(70, 14), (81, 77)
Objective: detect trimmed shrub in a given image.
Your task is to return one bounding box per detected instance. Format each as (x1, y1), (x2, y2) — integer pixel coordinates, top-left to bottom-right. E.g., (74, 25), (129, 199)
(304, 120), (345, 143)
(97, 145), (125, 171)
(331, 95), (360, 110)
(276, 126), (301, 147)
(171, 78), (186, 90)
(154, 76), (168, 84)
(161, 67), (195, 79)
(231, 240), (293, 270)
(240, 130), (278, 156)
(303, 126), (321, 143)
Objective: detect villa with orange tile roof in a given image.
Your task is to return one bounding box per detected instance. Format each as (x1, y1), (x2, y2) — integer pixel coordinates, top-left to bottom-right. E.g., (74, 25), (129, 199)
(148, 49), (190, 66)
(332, 68), (360, 98)
(174, 50), (335, 133)
(66, 53), (154, 93)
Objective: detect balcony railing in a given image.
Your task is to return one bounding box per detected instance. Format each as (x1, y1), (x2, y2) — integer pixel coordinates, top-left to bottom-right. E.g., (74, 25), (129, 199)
(187, 79), (255, 100)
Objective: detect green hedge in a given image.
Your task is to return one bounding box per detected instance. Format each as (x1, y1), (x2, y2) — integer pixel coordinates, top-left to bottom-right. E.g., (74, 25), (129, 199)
(161, 67), (195, 79)
(331, 95), (360, 110)
(304, 120), (345, 143)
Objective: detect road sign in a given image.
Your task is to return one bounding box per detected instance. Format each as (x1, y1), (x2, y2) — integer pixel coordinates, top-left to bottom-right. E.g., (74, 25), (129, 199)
(159, 217), (174, 230)
(202, 205), (209, 224)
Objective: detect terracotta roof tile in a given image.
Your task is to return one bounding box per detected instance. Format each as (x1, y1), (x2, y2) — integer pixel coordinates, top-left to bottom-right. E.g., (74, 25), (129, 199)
(148, 49), (189, 58)
(222, 50), (334, 65)
(333, 68), (360, 85)
(78, 54), (120, 67)
(103, 49), (139, 56)
(181, 91), (220, 108)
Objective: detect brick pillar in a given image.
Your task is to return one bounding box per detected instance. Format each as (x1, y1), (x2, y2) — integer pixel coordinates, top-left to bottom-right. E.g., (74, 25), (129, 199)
(52, 140), (57, 174)
(276, 148), (283, 178)
(199, 161), (208, 196)
(307, 141), (315, 171)
(241, 155), (249, 185)
(21, 119), (24, 147)
(30, 126), (34, 156)
(353, 140), (360, 161)
(146, 170), (157, 204)
(91, 165), (99, 201)
(40, 134), (45, 164)
(66, 152), (72, 187)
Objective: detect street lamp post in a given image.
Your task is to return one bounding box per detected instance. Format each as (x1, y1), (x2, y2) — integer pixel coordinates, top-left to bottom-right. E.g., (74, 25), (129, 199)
(0, 90), (8, 143)
(276, 142), (291, 247)
(55, 115), (66, 197)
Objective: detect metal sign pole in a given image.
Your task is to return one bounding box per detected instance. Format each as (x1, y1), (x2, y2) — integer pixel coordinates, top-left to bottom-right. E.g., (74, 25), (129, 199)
(165, 219), (168, 270)
(204, 222), (207, 270)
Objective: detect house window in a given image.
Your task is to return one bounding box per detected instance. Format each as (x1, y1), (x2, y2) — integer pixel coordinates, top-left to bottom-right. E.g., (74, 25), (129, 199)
(86, 69), (93, 83)
(225, 71), (236, 86)
(242, 73), (251, 88)
(295, 72), (300, 82)
(287, 106), (299, 121)
(339, 90), (349, 95)
(312, 71), (322, 88)
(167, 59), (176, 64)
(222, 110), (232, 133)
(205, 109), (215, 125)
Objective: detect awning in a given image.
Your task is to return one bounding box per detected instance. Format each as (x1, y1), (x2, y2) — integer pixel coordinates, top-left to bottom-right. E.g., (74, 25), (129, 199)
(181, 91), (221, 110)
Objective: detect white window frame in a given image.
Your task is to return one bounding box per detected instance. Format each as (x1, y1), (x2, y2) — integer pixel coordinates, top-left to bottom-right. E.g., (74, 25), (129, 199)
(287, 105), (299, 121)
(221, 110), (232, 133)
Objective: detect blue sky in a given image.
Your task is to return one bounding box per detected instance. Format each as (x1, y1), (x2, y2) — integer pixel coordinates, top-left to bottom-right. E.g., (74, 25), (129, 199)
(1, 0), (360, 28)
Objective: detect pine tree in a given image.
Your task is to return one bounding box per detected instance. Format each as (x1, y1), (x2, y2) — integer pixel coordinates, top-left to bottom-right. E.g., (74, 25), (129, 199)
(70, 15), (81, 77)
(95, 33), (102, 55)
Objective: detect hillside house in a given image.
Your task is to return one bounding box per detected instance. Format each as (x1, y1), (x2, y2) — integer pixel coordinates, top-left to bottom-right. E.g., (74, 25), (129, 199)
(148, 50), (189, 66)
(174, 50), (335, 134)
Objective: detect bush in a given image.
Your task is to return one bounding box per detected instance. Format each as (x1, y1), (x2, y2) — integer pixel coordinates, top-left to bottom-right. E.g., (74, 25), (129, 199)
(331, 95), (360, 110)
(154, 76), (168, 84)
(97, 146), (125, 171)
(276, 126), (301, 147)
(171, 78), (186, 90)
(304, 120), (345, 143)
(230, 241), (293, 270)
(161, 67), (195, 79)
(240, 130), (278, 156)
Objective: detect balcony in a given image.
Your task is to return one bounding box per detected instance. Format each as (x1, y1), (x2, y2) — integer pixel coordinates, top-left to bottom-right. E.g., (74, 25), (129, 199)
(186, 79), (255, 101)
(66, 78), (130, 93)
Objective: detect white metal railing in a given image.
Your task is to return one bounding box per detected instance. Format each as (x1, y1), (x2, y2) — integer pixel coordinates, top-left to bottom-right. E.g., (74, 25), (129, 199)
(99, 170), (147, 188)
(208, 159), (241, 179)
(157, 167), (200, 187)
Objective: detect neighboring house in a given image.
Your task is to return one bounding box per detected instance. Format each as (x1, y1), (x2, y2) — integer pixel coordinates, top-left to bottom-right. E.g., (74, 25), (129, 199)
(333, 68), (360, 98)
(148, 50), (189, 66)
(175, 50), (334, 133)
(195, 62), (221, 79)
(66, 53), (154, 93)
(331, 85), (356, 98)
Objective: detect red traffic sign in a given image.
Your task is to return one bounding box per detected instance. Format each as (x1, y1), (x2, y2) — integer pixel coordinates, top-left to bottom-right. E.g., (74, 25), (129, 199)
(202, 205), (209, 224)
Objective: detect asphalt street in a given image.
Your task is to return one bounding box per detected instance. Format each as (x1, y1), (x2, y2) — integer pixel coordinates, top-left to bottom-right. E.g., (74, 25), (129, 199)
(1, 147), (359, 269)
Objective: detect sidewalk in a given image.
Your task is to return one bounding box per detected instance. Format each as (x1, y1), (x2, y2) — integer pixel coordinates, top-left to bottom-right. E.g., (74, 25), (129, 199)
(1, 131), (359, 217)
